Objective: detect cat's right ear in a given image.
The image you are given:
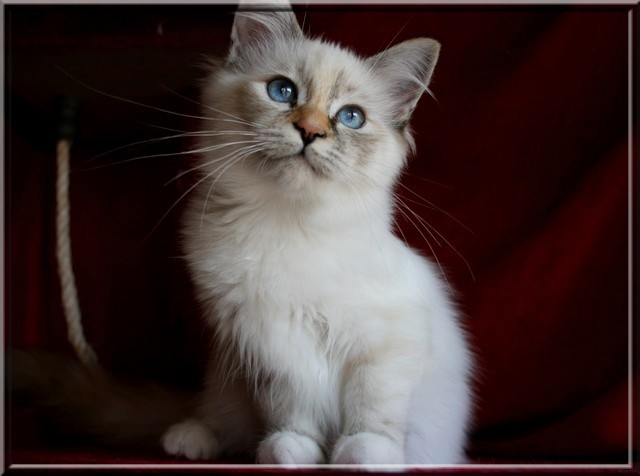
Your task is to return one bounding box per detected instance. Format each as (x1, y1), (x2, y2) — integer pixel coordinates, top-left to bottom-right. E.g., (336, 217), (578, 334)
(367, 38), (441, 127)
(229, 1), (303, 64)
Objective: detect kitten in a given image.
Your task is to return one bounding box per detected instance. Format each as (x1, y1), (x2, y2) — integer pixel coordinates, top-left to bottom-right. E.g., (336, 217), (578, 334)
(160, 4), (473, 465)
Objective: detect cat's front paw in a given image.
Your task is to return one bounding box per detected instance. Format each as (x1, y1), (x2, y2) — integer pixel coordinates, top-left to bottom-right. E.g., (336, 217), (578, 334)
(162, 419), (219, 460)
(331, 432), (404, 465)
(256, 431), (325, 465)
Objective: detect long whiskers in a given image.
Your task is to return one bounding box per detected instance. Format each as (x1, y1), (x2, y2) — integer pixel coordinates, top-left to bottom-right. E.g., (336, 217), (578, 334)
(145, 143), (265, 241)
(162, 85), (267, 130)
(199, 144), (267, 228)
(395, 195), (475, 282)
(79, 130), (259, 171)
(57, 66), (261, 129)
(397, 182), (473, 234)
(56, 67), (272, 243)
(337, 168), (449, 290)
(393, 198), (453, 293)
(354, 165), (474, 288)
(166, 141), (264, 186)
(81, 138), (263, 174)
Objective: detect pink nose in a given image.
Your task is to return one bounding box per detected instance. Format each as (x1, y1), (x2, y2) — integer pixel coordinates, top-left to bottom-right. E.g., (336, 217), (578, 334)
(295, 116), (327, 145)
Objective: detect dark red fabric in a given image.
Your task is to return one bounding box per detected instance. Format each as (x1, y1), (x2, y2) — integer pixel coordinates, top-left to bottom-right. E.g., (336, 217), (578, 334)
(6, 4), (635, 470)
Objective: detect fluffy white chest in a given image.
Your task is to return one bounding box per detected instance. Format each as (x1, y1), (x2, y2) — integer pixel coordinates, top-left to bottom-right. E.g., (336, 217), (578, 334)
(189, 204), (423, 364)
(197, 209), (392, 315)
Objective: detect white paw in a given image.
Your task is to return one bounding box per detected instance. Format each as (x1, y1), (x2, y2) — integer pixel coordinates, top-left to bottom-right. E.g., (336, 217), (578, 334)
(162, 419), (219, 460)
(256, 431), (325, 465)
(331, 432), (404, 465)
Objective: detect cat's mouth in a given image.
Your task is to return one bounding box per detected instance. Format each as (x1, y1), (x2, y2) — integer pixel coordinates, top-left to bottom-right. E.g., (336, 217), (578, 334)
(292, 149), (331, 178)
(258, 145), (332, 180)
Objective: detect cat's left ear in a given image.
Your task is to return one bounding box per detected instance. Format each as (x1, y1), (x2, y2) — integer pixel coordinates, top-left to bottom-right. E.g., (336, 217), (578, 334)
(229, 1), (303, 64)
(367, 38), (440, 127)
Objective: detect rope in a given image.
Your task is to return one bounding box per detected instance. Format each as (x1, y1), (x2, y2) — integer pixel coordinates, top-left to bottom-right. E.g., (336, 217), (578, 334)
(55, 138), (98, 368)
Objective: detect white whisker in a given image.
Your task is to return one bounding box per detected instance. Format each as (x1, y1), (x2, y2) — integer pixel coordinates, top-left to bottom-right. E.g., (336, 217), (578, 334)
(398, 198), (475, 282)
(144, 159), (225, 241)
(396, 197), (442, 247)
(57, 66), (236, 123)
(397, 182), (473, 234)
(166, 142), (265, 186)
(199, 144), (266, 228)
(82, 130), (260, 170)
(139, 121), (259, 137)
(162, 85), (267, 130)
(353, 164), (474, 290)
(105, 139), (263, 170)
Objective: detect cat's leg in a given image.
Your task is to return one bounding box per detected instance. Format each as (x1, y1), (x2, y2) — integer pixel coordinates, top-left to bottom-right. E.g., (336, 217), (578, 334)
(254, 385), (328, 465)
(252, 348), (332, 464)
(162, 363), (260, 460)
(330, 343), (422, 465)
(403, 365), (471, 464)
(256, 429), (325, 465)
(234, 316), (331, 465)
(404, 325), (472, 464)
(162, 418), (219, 460)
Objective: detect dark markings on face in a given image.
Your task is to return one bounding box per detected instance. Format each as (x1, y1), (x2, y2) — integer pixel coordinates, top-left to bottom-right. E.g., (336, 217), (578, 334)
(234, 81), (272, 127)
(231, 56), (388, 181)
(351, 131), (378, 167)
(297, 64), (315, 104)
(327, 70), (346, 104)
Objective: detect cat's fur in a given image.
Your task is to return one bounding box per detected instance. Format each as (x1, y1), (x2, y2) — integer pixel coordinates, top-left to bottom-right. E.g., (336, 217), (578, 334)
(160, 4), (473, 465)
(11, 3), (473, 466)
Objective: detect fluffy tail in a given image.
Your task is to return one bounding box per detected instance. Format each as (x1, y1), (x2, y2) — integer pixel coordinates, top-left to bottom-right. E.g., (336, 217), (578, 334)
(11, 350), (193, 452)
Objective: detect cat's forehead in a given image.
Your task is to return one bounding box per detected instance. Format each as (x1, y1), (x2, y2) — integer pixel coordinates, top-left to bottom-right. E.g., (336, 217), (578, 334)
(299, 52), (361, 97)
(275, 40), (378, 103)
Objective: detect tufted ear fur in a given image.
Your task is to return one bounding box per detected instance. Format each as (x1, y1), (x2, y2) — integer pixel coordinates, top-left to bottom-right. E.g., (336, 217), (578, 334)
(229, 0), (303, 65)
(367, 38), (440, 127)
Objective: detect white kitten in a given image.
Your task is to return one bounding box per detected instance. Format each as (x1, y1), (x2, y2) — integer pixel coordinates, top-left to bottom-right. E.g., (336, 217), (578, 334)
(162, 5), (473, 465)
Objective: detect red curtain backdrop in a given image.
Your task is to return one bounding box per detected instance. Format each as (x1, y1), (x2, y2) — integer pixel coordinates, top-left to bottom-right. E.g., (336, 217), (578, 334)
(6, 4), (635, 468)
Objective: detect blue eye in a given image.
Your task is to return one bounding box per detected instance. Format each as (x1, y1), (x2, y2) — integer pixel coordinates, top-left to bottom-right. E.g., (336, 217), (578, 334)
(267, 78), (297, 104)
(337, 106), (365, 129)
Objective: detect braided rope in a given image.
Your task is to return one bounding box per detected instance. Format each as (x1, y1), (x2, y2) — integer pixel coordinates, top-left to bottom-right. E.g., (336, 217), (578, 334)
(56, 138), (98, 368)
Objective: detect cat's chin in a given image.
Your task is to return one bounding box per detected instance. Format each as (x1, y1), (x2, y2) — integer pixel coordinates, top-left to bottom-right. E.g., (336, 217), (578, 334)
(290, 151), (332, 179)
(276, 159), (326, 193)
(252, 151), (333, 191)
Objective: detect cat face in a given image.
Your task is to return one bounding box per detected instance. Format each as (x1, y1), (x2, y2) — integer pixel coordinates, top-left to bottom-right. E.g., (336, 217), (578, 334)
(198, 10), (439, 196)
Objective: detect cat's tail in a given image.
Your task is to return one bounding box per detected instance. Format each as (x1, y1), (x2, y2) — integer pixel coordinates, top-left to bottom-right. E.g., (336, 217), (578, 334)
(10, 350), (193, 452)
